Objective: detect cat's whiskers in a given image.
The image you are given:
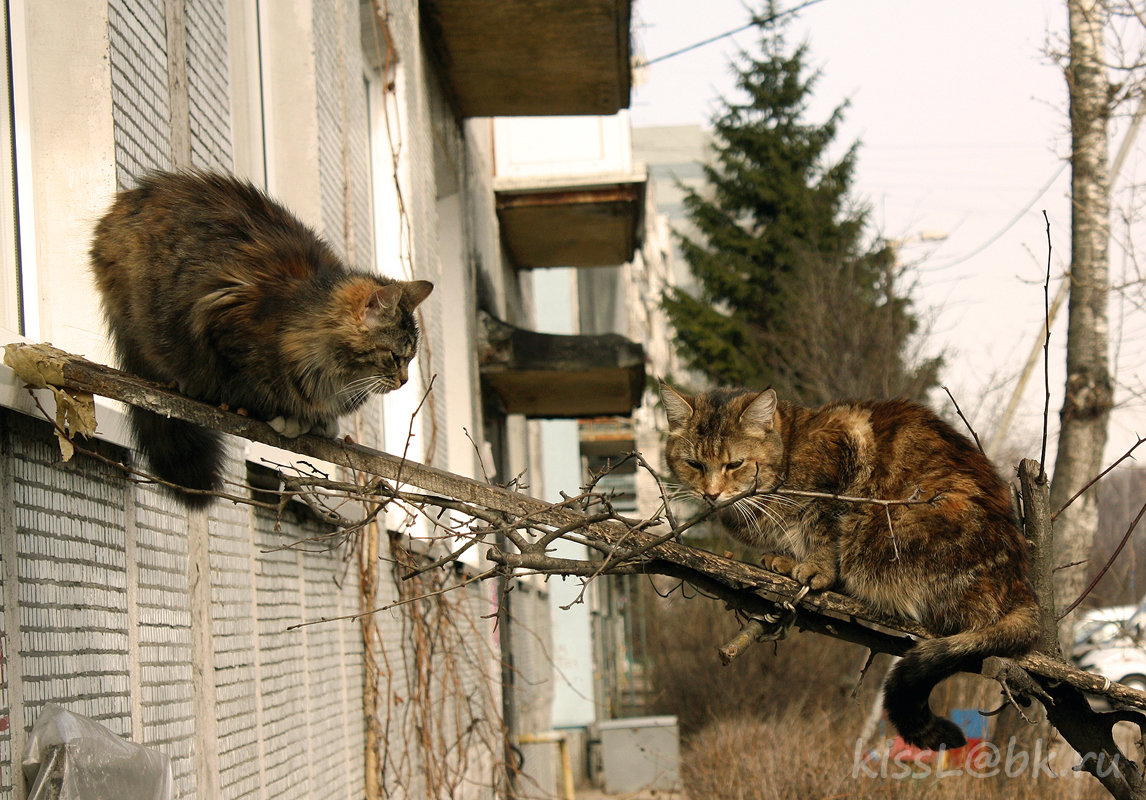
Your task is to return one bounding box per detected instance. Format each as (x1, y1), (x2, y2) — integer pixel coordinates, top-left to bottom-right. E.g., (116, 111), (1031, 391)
(731, 502), (754, 534)
(666, 487), (698, 503)
(662, 481), (703, 505)
(339, 375), (390, 406)
(740, 496), (784, 531)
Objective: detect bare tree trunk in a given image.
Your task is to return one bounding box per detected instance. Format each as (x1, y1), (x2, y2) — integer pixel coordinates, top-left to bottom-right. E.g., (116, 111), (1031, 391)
(1051, 0), (1114, 638)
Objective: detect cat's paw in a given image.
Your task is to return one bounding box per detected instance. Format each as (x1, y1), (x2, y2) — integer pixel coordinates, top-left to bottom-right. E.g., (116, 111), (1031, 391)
(311, 418), (340, 438)
(269, 415), (308, 438)
(761, 553), (797, 574)
(791, 560), (836, 590)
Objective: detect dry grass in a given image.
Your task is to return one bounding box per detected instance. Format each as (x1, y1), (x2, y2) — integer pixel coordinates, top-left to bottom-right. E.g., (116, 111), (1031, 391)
(646, 586), (1117, 799)
(680, 711), (1116, 800)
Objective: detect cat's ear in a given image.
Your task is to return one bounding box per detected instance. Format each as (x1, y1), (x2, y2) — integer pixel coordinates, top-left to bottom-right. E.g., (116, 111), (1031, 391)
(364, 284), (405, 325)
(402, 280), (433, 310)
(740, 389), (778, 432)
(659, 381), (694, 429)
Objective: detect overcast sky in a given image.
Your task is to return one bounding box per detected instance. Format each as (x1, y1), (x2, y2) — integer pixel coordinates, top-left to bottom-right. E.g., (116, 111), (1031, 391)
(630, 0), (1146, 463)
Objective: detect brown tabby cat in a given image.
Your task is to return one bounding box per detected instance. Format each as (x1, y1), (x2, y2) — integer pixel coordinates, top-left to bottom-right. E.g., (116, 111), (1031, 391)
(90, 171), (433, 508)
(660, 382), (1038, 750)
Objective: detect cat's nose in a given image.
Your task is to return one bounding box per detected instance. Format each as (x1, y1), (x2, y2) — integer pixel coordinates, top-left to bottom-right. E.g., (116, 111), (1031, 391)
(703, 490), (721, 502)
(397, 365), (408, 385)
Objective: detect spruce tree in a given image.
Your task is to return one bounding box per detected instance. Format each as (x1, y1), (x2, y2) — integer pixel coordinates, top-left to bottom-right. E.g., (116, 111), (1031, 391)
(662, 6), (939, 404)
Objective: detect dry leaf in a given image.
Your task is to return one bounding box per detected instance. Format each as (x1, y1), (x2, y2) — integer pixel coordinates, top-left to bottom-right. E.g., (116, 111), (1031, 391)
(3, 342), (97, 461)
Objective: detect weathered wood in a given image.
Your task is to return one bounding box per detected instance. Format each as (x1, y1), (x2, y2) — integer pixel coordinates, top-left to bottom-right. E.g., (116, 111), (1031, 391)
(418, 0), (631, 117)
(1020, 458), (1063, 656)
(1019, 455), (1146, 800)
(477, 311), (645, 417)
(6, 341), (1146, 719)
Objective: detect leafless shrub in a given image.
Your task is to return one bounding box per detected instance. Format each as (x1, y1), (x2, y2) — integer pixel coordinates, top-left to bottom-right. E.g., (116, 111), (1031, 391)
(643, 585), (868, 735)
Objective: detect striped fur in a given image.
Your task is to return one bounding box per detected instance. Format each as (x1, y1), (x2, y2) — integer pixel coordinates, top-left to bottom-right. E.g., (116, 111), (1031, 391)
(91, 171), (432, 508)
(661, 383), (1039, 750)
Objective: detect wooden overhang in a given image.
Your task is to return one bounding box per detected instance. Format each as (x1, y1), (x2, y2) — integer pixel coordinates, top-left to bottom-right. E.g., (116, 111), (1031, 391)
(495, 171), (646, 268)
(419, 0), (633, 118)
(478, 311), (645, 418)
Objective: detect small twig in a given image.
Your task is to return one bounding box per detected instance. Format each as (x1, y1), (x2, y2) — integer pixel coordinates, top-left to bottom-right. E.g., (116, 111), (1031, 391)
(1059, 495), (1146, 620)
(488, 550), (645, 578)
(1055, 558), (1089, 572)
(718, 619), (767, 665)
(463, 426), (494, 485)
(774, 486), (938, 508)
(942, 385), (984, 454)
(395, 372), (436, 489)
(1040, 210), (1052, 480)
(716, 585), (809, 664)
(982, 680), (1039, 726)
(400, 532), (486, 578)
(981, 656), (1053, 709)
(558, 520), (652, 608)
(1052, 434), (1146, 521)
(884, 505), (900, 561)
(851, 649), (879, 700)
(288, 565), (499, 630)
(633, 450), (681, 531)
(534, 512), (619, 550)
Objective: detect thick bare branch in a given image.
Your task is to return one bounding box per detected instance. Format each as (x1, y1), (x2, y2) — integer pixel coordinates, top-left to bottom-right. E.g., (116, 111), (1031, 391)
(9, 341), (1146, 768)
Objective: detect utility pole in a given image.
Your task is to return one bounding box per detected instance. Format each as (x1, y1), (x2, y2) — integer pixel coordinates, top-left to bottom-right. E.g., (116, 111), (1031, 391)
(986, 93), (1146, 459)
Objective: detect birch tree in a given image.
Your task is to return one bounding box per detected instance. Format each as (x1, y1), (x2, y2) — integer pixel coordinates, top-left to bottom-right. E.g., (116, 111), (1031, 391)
(1051, 0), (1115, 633)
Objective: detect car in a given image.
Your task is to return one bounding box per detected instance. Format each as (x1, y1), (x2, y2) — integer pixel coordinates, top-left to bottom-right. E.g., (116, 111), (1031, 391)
(1073, 603), (1138, 659)
(1076, 643), (1146, 693)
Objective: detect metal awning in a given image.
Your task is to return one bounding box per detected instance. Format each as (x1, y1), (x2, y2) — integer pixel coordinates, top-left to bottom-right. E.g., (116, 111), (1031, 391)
(478, 312), (645, 418)
(495, 171), (646, 268)
(419, 0), (632, 117)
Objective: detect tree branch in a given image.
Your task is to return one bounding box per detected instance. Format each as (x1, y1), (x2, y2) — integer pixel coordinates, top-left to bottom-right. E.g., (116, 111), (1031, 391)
(8, 341), (1146, 793)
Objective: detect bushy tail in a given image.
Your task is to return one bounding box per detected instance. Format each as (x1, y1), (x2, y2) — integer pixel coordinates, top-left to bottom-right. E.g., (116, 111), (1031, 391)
(884, 603), (1039, 750)
(128, 406), (224, 509)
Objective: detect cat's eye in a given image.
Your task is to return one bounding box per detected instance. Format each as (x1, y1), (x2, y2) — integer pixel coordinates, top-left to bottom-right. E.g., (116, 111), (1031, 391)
(685, 459), (704, 472)
(725, 460), (744, 470)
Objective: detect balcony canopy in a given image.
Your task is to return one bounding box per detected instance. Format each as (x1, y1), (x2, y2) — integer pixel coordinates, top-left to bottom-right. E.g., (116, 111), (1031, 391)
(478, 312), (645, 418)
(495, 171), (646, 268)
(420, 0), (633, 117)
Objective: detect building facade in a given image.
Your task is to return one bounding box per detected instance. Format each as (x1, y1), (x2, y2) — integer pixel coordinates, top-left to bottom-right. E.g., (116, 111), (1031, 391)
(0, 1), (641, 798)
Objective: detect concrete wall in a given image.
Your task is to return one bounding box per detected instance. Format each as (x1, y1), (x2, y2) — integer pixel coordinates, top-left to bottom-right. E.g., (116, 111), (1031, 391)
(0, 409), (369, 800)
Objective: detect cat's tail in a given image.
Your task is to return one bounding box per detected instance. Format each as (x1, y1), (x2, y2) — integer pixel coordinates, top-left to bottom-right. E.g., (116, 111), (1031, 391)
(128, 406), (224, 509)
(883, 601), (1039, 750)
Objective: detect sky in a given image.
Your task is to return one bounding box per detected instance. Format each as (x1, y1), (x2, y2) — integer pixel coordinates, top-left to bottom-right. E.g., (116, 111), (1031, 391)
(629, 0), (1146, 465)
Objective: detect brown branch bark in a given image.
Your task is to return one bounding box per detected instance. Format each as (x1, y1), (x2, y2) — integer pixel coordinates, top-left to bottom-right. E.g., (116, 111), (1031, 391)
(1017, 458), (1146, 800)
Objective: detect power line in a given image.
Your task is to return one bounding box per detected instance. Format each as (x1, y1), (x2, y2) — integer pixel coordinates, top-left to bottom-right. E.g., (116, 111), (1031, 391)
(927, 161), (1068, 272)
(931, 82), (1146, 275)
(636, 0), (830, 68)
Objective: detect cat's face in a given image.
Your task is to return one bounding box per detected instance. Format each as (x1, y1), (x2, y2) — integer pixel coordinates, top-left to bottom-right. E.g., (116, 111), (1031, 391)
(286, 277), (433, 412)
(661, 383), (785, 504)
(339, 279), (433, 393)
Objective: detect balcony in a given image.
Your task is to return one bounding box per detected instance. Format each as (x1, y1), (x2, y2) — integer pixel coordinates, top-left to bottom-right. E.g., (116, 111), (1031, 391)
(495, 171), (645, 268)
(478, 312), (645, 418)
(420, 0), (633, 117)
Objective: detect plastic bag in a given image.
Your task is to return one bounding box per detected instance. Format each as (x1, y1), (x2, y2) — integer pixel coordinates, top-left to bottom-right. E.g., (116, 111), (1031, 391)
(21, 704), (174, 800)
